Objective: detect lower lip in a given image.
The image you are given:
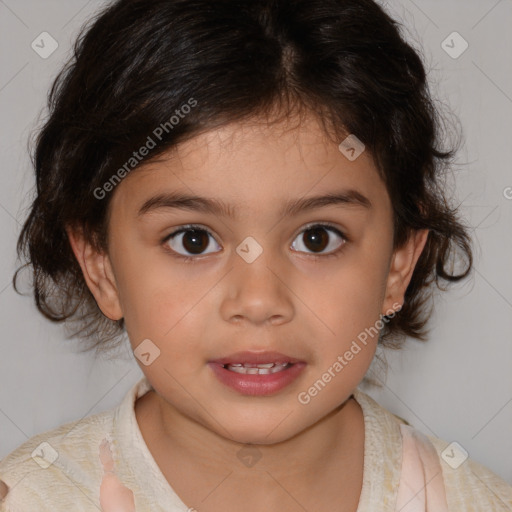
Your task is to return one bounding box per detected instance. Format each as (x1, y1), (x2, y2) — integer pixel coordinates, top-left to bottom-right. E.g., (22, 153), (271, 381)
(208, 363), (306, 396)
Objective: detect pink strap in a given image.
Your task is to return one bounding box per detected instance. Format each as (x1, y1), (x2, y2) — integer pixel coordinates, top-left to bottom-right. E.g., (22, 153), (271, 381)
(99, 437), (136, 512)
(395, 424), (449, 512)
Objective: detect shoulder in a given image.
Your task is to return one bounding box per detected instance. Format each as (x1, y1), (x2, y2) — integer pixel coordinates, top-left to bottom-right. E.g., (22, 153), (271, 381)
(352, 387), (512, 511)
(426, 434), (512, 511)
(0, 408), (115, 511)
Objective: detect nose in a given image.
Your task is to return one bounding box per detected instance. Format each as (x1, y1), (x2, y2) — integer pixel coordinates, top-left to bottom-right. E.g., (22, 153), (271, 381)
(219, 248), (295, 326)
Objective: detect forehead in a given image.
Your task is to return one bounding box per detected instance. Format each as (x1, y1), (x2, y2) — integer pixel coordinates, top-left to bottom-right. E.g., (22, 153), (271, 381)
(109, 114), (389, 219)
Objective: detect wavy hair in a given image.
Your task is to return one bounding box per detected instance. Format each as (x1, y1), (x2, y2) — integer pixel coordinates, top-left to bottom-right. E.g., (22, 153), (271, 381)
(14, 0), (473, 359)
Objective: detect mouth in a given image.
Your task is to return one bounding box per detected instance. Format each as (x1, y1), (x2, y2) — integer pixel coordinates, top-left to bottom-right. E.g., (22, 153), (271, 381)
(210, 350), (302, 366)
(208, 351), (306, 396)
(222, 362), (293, 375)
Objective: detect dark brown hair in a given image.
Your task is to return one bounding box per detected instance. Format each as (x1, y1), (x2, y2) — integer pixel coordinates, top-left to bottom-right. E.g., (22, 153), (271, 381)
(13, 0), (473, 357)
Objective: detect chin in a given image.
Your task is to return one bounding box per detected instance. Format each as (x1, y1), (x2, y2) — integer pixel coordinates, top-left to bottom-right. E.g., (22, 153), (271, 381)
(211, 413), (305, 446)
(227, 429), (294, 447)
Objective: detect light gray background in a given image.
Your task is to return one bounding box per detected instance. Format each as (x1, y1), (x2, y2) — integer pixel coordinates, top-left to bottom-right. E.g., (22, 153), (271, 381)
(0, 0), (511, 485)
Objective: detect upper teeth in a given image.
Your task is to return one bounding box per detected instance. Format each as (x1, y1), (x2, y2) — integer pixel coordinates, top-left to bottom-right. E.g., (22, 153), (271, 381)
(225, 362), (290, 374)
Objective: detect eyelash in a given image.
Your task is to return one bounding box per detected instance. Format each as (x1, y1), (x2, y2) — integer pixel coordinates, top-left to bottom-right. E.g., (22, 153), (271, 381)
(161, 222), (349, 262)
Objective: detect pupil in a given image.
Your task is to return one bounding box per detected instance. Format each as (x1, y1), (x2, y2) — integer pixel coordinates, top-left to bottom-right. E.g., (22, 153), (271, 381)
(183, 229), (208, 254)
(304, 227), (328, 252)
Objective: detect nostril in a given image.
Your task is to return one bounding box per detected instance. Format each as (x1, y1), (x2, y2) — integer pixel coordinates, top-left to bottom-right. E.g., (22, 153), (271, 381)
(0, 479), (9, 500)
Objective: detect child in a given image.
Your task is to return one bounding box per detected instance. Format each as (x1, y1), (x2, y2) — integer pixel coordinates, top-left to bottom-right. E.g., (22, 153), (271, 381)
(1, 0), (511, 510)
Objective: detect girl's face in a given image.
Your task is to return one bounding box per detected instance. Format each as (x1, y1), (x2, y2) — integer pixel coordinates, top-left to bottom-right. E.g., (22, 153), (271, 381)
(71, 113), (427, 444)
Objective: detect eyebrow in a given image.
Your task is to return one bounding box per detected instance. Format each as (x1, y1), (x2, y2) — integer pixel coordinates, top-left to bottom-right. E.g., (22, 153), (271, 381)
(137, 189), (372, 219)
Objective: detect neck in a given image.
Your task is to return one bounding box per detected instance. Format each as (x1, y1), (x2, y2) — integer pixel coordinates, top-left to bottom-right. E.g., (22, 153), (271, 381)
(157, 391), (361, 477)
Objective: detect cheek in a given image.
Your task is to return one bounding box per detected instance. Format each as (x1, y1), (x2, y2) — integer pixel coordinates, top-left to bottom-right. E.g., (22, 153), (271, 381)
(345, 225), (393, 309)
(298, 241), (392, 386)
(121, 279), (199, 350)
(309, 255), (390, 344)
(110, 236), (187, 330)
(115, 259), (214, 362)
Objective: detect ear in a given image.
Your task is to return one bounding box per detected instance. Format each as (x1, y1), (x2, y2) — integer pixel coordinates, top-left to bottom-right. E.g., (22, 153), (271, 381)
(65, 225), (123, 321)
(381, 229), (429, 316)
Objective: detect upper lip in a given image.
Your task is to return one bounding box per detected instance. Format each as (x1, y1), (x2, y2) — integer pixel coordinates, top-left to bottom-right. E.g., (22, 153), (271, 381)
(209, 351), (304, 366)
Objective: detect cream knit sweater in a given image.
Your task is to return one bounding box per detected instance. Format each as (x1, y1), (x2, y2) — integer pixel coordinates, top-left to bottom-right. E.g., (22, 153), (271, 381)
(1, 377), (511, 511)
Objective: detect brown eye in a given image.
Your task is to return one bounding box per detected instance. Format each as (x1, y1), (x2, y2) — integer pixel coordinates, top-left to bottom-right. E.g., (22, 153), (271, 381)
(182, 230), (209, 254)
(291, 224), (346, 255)
(165, 227), (221, 257)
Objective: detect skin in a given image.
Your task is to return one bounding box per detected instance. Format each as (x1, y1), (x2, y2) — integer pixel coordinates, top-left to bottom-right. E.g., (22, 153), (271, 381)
(67, 112), (428, 512)
(99, 437), (136, 511)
